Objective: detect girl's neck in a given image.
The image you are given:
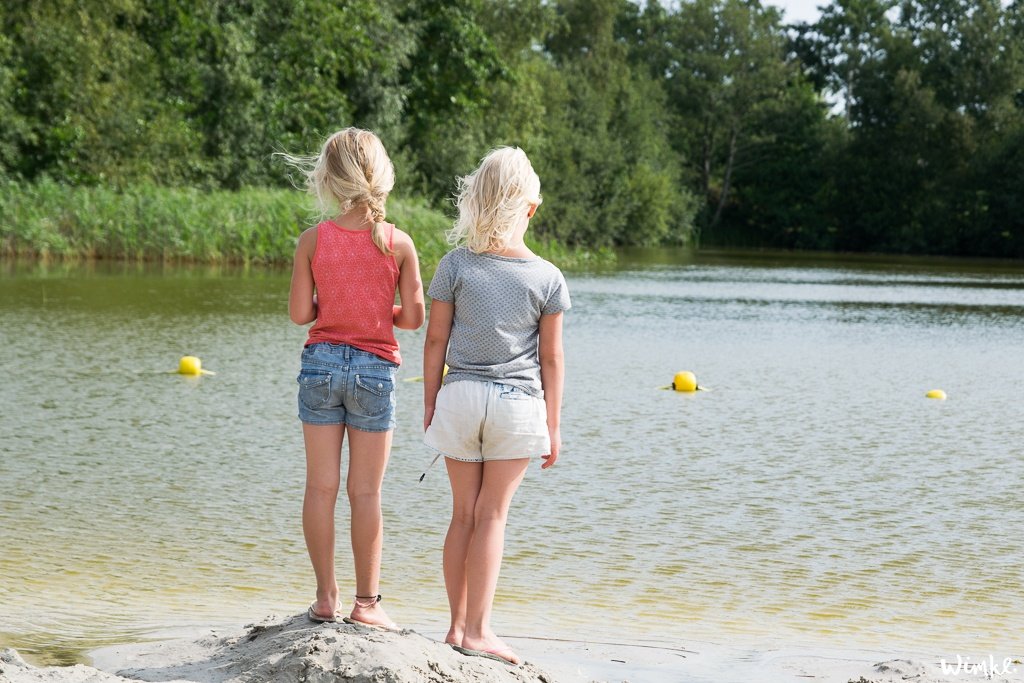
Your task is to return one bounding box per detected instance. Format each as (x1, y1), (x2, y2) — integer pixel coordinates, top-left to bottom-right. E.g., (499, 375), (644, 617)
(486, 241), (534, 258)
(486, 224), (533, 258)
(331, 206), (375, 232)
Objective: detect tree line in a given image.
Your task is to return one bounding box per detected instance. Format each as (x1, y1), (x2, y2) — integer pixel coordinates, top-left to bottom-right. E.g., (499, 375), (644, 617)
(1, 0), (1022, 257)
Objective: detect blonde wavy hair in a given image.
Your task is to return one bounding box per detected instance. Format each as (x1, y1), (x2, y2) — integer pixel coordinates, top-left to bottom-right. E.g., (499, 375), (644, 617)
(280, 127), (395, 254)
(448, 147), (542, 253)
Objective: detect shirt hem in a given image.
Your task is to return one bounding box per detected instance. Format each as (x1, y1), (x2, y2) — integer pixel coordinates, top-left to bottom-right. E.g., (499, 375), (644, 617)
(303, 338), (401, 366)
(442, 374), (543, 398)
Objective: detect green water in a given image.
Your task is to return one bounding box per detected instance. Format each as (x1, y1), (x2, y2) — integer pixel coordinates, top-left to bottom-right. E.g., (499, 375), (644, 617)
(1, 252), (1022, 666)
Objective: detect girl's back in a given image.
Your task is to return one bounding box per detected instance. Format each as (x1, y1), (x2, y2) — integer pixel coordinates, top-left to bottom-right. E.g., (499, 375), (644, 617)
(307, 220), (401, 364)
(429, 246), (568, 395)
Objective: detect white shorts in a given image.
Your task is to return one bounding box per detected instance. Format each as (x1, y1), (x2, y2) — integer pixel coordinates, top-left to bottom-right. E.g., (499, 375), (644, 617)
(424, 380), (550, 462)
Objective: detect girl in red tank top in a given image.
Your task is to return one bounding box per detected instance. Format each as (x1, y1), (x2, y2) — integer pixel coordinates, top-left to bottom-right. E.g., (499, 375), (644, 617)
(286, 128), (424, 629)
(306, 219), (402, 364)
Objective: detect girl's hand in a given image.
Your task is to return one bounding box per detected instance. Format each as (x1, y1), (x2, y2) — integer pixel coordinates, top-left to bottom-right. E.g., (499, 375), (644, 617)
(423, 405), (435, 432)
(541, 426), (560, 469)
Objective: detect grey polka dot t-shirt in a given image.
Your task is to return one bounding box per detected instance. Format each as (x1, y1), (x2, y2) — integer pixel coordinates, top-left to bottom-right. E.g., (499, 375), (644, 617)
(428, 247), (571, 397)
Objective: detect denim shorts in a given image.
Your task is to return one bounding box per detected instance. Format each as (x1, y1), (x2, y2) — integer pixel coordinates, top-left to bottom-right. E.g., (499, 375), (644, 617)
(297, 343), (398, 432)
(424, 380), (550, 462)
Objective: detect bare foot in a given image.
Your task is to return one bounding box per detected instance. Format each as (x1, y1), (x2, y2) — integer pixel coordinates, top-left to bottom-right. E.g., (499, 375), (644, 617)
(459, 634), (520, 665)
(310, 585), (339, 621)
(348, 599), (398, 630)
(445, 626), (464, 647)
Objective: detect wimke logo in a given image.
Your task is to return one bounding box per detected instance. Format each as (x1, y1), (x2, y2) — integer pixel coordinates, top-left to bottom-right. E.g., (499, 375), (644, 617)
(939, 655), (1019, 678)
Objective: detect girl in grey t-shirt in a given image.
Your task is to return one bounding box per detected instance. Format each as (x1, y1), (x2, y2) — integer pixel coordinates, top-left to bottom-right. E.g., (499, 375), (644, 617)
(423, 147), (570, 666)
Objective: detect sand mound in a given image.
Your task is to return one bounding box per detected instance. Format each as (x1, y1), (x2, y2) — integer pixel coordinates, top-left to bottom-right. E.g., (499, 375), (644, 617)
(2, 648), (161, 683)
(1, 615), (557, 683)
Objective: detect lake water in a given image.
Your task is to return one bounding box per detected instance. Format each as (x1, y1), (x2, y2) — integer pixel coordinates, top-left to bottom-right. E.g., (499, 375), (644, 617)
(1, 251), (1022, 667)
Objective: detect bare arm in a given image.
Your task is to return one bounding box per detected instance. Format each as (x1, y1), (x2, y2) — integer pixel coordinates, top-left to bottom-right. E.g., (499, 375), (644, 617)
(392, 229), (425, 330)
(288, 228), (317, 325)
(539, 312), (564, 469)
(423, 299), (454, 431)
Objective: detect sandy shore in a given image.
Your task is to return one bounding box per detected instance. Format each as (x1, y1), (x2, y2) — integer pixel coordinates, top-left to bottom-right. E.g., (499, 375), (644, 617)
(2, 615), (1022, 683)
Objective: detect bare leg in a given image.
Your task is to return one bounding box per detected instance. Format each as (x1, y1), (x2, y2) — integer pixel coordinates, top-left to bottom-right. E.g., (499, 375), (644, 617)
(460, 458), (530, 663)
(302, 423), (345, 619)
(443, 458), (484, 645)
(345, 427), (395, 627)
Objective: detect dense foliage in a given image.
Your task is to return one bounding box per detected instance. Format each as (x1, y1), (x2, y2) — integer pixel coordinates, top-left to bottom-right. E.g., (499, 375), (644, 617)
(1, 0), (1022, 257)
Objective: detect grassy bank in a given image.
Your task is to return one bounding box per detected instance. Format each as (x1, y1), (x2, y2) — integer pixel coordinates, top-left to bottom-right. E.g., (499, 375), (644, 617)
(0, 181), (613, 269)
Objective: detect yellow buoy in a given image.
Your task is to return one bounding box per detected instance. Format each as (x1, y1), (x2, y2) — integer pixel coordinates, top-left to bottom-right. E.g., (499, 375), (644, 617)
(672, 371), (698, 392)
(178, 355), (215, 376)
(925, 389), (946, 400)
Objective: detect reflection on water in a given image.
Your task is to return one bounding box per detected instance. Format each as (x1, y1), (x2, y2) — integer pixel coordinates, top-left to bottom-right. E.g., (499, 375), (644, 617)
(1, 252), (1022, 665)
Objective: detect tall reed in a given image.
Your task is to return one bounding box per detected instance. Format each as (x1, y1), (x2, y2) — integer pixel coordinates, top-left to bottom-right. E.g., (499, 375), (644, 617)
(0, 180), (613, 268)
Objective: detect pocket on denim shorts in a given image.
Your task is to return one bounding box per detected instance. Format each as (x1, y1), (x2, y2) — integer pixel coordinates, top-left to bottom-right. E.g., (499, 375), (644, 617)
(297, 369), (332, 409)
(353, 373), (394, 416)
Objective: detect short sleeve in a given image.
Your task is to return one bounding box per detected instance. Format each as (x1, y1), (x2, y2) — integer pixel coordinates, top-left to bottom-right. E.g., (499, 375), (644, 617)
(542, 270), (571, 315)
(427, 251), (456, 302)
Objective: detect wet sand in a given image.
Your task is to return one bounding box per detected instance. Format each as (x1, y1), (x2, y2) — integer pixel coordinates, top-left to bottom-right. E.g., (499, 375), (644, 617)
(3, 614), (1022, 683)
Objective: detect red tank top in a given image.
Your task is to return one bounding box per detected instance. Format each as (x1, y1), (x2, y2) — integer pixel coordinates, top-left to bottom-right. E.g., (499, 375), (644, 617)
(306, 221), (401, 364)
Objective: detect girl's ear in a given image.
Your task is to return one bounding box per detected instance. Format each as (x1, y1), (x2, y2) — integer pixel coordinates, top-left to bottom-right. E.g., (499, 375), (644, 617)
(527, 204), (537, 219)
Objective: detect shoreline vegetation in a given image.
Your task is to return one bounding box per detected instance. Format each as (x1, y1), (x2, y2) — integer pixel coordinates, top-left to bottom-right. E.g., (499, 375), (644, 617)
(0, 181), (614, 270)
(3, 2), (1022, 262)
(5, 181), (1021, 274)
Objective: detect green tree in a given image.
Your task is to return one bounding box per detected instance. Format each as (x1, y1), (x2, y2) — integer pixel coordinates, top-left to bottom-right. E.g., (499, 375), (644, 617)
(727, 82), (838, 249)
(252, 0), (412, 185)
(535, 0), (694, 247)
(801, 0), (1023, 255)
(0, 26), (28, 179)
(635, 0), (802, 242)
(803, 0), (898, 117)
(977, 123), (1024, 257)
(396, 0), (509, 199)
(137, 0), (411, 188)
(2, 0), (198, 184)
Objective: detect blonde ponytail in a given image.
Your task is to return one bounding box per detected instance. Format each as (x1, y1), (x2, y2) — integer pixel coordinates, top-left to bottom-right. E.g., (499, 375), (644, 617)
(370, 220), (391, 254)
(367, 192), (391, 253)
